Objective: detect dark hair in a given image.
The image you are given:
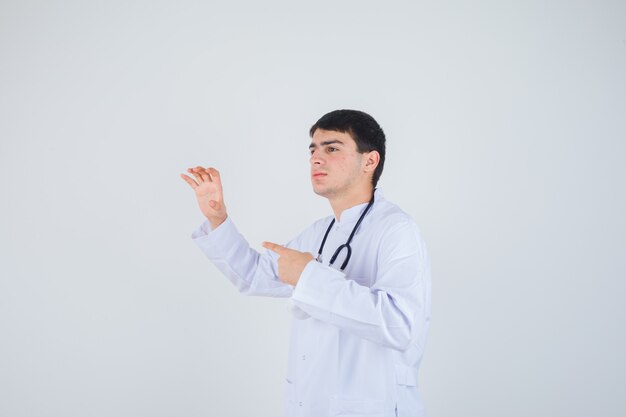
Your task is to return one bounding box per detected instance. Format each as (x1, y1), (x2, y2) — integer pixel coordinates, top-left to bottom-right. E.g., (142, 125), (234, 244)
(309, 109), (386, 187)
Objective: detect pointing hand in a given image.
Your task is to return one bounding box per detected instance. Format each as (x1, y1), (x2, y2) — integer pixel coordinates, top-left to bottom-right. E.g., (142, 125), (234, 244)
(262, 242), (315, 286)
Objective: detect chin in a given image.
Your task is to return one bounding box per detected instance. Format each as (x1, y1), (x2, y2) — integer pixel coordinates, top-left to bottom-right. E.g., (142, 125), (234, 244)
(312, 187), (325, 197)
(312, 184), (330, 197)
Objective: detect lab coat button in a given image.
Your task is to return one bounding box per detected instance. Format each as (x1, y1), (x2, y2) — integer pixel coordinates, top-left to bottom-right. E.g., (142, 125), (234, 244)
(299, 402), (303, 407)
(302, 355), (306, 360)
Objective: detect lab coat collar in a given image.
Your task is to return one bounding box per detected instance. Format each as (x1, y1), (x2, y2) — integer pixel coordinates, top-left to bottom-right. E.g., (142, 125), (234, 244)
(334, 188), (385, 225)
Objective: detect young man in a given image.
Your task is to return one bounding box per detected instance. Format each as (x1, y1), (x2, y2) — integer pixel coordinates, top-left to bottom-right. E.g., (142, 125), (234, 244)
(180, 110), (431, 417)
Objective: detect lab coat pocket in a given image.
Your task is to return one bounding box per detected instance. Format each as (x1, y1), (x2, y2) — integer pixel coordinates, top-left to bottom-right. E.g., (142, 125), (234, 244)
(329, 397), (392, 416)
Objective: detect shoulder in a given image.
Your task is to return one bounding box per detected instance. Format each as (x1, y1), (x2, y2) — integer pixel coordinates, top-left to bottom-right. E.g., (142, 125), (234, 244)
(375, 198), (421, 233)
(372, 198), (428, 256)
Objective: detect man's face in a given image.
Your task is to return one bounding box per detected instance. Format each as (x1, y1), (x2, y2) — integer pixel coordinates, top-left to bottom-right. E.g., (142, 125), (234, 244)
(309, 129), (367, 198)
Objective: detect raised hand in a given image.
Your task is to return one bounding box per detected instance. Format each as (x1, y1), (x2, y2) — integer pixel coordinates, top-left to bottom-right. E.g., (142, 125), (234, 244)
(180, 166), (228, 229)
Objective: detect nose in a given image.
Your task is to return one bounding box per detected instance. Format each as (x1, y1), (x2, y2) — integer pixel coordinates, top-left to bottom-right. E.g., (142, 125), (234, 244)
(310, 149), (324, 166)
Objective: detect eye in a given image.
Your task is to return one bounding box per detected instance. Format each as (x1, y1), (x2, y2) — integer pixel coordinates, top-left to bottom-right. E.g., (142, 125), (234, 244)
(327, 147), (338, 153)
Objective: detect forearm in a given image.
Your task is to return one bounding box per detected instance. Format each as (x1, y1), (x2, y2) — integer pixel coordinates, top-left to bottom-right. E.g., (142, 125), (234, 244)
(291, 258), (428, 351)
(192, 217), (292, 297)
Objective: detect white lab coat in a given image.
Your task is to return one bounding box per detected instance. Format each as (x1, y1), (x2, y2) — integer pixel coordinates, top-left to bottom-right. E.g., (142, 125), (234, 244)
(191, 189), (431, 417)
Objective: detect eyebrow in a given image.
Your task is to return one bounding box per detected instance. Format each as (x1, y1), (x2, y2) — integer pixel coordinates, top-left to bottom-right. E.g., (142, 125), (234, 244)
(308, 139), (344, 149)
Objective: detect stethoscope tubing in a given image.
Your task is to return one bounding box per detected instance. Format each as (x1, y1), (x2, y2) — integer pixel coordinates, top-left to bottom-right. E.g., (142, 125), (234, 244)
(316, 190), (376, 271)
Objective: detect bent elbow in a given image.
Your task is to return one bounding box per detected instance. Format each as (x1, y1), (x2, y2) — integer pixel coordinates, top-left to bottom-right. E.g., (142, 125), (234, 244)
(380, 296), (414, 351)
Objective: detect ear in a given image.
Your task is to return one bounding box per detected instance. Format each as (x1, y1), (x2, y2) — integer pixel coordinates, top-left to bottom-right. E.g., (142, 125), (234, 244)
(363, 150), (380, 174)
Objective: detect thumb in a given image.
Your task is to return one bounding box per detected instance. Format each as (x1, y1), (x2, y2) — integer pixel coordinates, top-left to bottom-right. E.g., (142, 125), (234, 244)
(209, 200), (223, 211)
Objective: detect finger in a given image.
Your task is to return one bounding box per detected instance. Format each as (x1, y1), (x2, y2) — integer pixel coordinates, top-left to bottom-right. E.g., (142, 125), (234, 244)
(205, 167), (222, 188)
(193, 166), (211, 182)
(180, 173), (199, 189)
(187, 167), (206, 183)
(262, 241), (286, 255)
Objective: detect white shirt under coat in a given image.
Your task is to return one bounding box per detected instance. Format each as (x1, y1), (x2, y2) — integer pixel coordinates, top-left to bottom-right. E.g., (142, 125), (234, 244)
(191, 188), (432, 417)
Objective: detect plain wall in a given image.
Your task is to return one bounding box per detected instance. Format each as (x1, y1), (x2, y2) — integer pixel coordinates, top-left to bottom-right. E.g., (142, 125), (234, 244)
(1, 1), (624, 416)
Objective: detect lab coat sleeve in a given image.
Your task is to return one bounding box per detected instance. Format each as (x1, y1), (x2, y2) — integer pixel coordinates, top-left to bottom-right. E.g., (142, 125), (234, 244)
(291, 221), (430, 351)
(191, 216), (293, 297)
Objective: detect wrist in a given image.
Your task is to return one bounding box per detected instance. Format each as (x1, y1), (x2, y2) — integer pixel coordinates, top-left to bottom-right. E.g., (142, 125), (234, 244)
(209, 214), (227, 230)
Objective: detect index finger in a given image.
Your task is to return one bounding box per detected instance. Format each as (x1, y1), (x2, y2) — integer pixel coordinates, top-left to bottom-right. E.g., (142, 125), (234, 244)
(262, 241), (286, 254)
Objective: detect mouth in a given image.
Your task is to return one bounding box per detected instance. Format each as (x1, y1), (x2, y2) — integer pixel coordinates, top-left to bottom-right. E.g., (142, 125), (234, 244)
(312, 172), (327, 178)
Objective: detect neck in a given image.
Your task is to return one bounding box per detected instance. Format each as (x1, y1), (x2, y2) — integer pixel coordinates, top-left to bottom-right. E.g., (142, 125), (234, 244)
(329, 185), (374, 221)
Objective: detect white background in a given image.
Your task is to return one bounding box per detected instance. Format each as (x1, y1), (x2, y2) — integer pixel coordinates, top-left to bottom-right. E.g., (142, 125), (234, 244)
(1, 1), (624, 416)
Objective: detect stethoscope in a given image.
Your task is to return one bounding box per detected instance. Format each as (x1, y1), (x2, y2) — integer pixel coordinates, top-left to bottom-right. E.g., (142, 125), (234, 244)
(315, 191), (376, 271)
